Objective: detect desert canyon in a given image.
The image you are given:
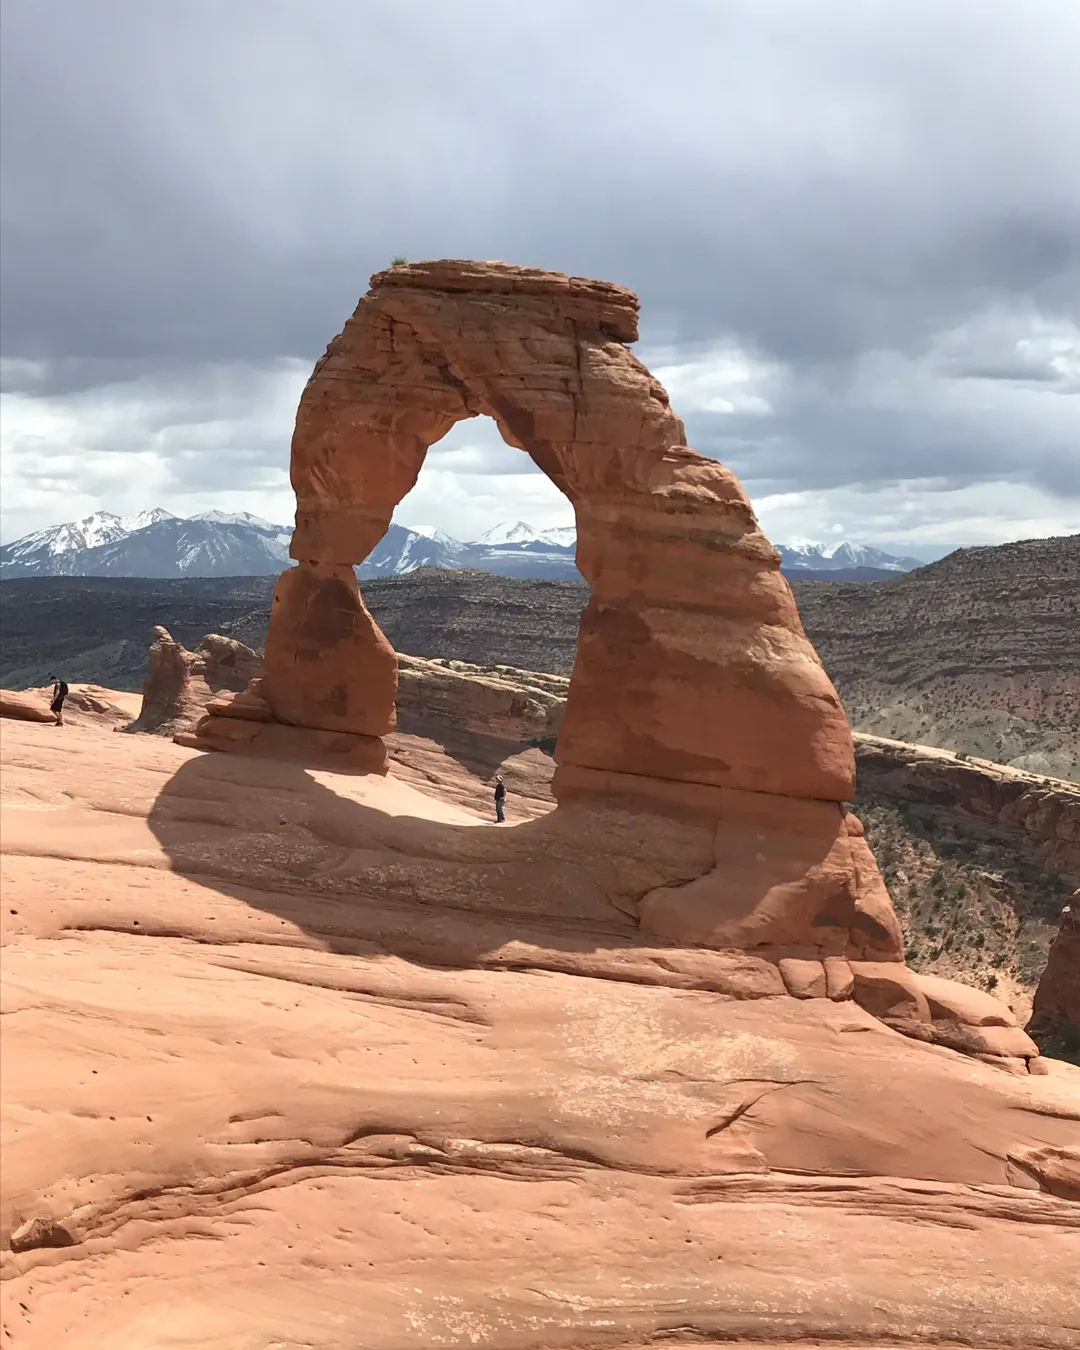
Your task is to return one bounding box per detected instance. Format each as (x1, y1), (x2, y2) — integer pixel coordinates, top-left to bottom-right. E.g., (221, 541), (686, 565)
(2, 261), (1079, 1349)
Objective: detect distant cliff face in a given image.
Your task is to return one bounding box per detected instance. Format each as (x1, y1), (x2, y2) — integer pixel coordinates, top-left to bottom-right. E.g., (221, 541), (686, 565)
(852, 735), (1080, 883)
(792, 534), (1080, 780)
(850, 735), (1079, 1025)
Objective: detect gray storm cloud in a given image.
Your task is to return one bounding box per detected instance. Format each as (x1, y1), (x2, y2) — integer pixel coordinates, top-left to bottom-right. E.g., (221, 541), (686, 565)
(0, 0), (1077, 526)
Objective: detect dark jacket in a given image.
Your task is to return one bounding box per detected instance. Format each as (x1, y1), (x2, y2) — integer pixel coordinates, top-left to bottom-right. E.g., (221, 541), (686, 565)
(494, 781), (506, 802)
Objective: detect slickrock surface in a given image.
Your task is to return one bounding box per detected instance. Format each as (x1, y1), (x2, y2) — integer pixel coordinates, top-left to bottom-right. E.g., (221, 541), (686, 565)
(3, 715), (1080, 1349)
(0, 683), (141, 727)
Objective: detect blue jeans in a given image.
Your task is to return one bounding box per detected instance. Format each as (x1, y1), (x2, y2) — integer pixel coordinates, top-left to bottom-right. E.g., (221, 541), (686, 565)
(496, 799), (505, 822)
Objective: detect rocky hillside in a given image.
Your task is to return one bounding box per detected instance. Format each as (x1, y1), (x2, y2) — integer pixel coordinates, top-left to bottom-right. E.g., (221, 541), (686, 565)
(850, 736), (1079, 1029)
(0, 577), (278, 690)
(794, 534), (1080, 780)
(0, 572), (584, 691)
(3, 534), (1077, 778)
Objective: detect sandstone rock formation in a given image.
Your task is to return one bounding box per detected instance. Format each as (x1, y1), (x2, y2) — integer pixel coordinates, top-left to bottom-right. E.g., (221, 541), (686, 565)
(1029, 897), (1080, 1063)
(2, 714), (1079, 1348)
(276, 260), (852, 801)
(173, 261), (1061, 1072)
(124, 626), (261, 735)
(191, 261), (874, 945)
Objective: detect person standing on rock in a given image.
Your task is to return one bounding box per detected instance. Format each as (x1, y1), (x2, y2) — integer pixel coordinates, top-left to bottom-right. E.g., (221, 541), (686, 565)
(494, 774), (506, 823)
(47, 674), (69, 726)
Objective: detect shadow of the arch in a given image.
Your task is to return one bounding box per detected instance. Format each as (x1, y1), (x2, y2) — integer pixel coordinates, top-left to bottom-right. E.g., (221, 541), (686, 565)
(144, 733), (873, 985)
(144, 746), (704, 974)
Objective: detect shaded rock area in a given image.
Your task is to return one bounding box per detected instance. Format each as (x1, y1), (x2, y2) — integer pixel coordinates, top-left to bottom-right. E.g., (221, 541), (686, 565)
(1028, 899), (1080, 1065)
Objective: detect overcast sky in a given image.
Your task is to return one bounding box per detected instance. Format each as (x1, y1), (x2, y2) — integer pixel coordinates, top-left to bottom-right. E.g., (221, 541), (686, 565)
(2, 0), (1077, 552)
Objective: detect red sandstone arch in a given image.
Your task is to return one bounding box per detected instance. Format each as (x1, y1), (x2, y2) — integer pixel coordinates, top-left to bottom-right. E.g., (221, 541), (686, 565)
(261, 260), (854, 803)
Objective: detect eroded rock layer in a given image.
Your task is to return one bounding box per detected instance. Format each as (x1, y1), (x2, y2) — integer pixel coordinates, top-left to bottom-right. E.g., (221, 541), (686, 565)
(124, 626), (261, 735)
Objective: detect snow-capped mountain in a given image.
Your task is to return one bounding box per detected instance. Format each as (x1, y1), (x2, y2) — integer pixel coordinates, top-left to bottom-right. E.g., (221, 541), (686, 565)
(73, 516), (292, 578)
(475, 520), (576, 548)
(0, 509), (177, 576)
(120, 508), (177, 533)
(0, 510), (923, 583)
(0, 509), (289, 579)
(192, 509), (279, 530)
(776, 539), (923, 573)
(355, 524), (469, 579)
(356, 521), (577, 579)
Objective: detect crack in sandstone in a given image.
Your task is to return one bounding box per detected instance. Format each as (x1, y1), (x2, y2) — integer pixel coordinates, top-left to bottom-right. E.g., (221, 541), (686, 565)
(704, 1081), (822, 1138)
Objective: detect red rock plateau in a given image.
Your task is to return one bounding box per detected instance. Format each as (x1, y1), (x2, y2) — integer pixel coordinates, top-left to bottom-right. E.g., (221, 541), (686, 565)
(3, 261), (1079, 1347)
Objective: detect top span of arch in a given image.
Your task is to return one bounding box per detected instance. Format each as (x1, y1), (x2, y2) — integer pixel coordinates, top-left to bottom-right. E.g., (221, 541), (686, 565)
(369, 259), (641, 343)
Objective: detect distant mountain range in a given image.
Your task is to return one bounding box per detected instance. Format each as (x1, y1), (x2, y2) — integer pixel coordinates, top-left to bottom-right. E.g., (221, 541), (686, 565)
(0, 509), (293, 579)
(0, 509), (925, 581)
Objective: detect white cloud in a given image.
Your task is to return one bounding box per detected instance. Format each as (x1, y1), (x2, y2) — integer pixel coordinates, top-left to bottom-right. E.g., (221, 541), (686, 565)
(0, 360), (307, 539)
(2, 318), (1076, 551)
(651, 343), (781, 416)
(756, 480), (1080, 551)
